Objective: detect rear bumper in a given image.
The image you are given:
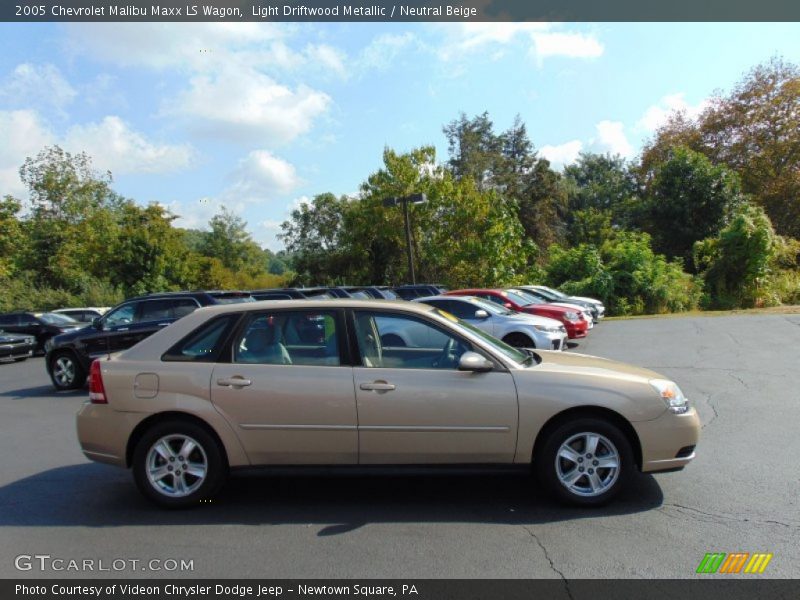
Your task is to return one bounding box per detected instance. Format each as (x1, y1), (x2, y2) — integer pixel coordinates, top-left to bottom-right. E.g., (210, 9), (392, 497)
(633, 406), (701, 473)
(76, 402), (148, 468)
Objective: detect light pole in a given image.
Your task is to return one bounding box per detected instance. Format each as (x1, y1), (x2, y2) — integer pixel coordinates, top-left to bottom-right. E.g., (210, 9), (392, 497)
(383, 193), (427, 284)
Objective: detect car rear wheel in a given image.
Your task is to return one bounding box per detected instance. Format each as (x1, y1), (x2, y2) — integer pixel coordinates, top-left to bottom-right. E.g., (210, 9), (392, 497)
(536, 417), (633, 506)
(49, 351), (86, 391)
(502, 332), (535, 348)
(133, 420), (227, 508)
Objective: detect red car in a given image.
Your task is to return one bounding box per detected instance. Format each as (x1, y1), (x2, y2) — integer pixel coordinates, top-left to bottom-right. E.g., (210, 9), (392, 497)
(446, 288), (590, 339)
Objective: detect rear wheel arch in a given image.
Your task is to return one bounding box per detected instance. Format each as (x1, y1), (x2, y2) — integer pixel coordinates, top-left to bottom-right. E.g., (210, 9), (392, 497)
(126, 412), (229, 469)
(532, 406), (642, 471)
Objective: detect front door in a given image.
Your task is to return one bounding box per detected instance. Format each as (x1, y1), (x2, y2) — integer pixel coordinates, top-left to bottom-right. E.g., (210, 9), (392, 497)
(352, 310), (518, 464)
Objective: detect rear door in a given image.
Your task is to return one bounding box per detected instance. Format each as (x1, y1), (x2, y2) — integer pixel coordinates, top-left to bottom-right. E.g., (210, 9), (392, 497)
(210, 308), (358, 465)
(351, 309), (518, 465)
(84, 302), (141, 356)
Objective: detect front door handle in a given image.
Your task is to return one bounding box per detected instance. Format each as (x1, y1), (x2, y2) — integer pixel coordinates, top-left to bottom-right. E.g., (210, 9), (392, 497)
(359, 381), (396, 392)
(217, 376), (252, 388)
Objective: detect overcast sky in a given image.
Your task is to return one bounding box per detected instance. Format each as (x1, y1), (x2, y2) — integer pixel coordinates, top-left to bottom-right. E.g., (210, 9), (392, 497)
(2, 22), (799, 250)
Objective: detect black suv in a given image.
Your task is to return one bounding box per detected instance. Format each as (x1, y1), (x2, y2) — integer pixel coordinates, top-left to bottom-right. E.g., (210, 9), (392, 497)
(393, 284), (449, 300)
(45, 291), (253, 391)
(0, 311), (84, 353)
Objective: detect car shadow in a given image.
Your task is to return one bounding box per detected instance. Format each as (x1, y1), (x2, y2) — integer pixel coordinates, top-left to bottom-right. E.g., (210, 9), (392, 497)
(0, 384), (86, 399)
(0, 463), (664, 534)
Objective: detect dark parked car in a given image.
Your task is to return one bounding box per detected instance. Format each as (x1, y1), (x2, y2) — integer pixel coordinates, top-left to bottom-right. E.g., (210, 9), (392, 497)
(250, 287), (349, 301)
(0, 330), (36, 362)
(0, 312), (84, 353)
(343, 286), (399, 300)
(393, 284), (449, 300)
(45, 290), (253, 391)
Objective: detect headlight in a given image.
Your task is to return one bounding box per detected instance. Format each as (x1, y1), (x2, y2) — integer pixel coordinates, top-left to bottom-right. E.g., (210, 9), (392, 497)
(650, 379), (689, 414)
(564, 312), (580, 321)
(534, 325), (562, 333)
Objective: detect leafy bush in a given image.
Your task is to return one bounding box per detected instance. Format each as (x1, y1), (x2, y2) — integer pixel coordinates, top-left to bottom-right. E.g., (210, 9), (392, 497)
(545, 232), (700, 316)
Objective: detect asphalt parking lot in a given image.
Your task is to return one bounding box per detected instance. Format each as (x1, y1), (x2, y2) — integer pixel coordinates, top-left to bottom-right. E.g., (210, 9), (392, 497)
(1, 313), (798, 580)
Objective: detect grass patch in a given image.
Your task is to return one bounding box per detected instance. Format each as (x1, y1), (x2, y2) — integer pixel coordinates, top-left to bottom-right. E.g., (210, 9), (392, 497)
(604, 305), (800, 321)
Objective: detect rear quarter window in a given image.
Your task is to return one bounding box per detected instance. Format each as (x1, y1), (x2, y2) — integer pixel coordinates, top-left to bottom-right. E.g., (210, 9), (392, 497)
(162, 315), (238, 362)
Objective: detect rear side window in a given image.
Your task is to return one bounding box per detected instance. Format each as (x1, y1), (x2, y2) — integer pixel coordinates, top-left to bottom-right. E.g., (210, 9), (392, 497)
(163, 315), (237, 362)
(0, 315), (18, 326)
(233, 311), (341, 366)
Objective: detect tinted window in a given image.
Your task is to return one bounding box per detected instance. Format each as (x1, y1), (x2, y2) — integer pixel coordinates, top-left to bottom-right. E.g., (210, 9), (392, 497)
(37, 313), (79, 325)
(234, 311), (340, 366)
(163, 316), (236, 362)
(0, 315), (18, 326)
(172, 299), (200, 318)
(104, 303), (137, 328)
(139, 300), (173, 322)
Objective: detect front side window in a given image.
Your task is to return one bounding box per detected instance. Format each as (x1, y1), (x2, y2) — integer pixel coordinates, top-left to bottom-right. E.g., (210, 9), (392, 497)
(104, 303), (137, 328)
(234, 311), (340, 366)
(353, 311), (472, 370)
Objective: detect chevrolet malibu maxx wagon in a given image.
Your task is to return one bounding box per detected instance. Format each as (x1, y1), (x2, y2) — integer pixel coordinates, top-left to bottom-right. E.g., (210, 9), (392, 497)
(76, 299), (699, 508)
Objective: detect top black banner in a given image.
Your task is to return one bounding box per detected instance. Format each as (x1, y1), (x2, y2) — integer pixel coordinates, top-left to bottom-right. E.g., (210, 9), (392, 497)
(4, 0), (800, 22)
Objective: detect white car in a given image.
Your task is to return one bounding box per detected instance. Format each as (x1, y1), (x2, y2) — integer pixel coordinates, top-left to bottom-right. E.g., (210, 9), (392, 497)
(527, 286), (606, 320)
(412, 295), (569, 351)
(53, 307), (111, 323)
(509, 288), (595, 329)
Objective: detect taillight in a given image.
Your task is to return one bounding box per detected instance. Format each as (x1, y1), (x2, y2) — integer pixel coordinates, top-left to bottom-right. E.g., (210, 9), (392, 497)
(89, 360), (107, 404)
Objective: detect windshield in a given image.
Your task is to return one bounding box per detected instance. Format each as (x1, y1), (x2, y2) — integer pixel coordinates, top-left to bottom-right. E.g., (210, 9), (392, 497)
(36, 312), (79, 325)
(433, 309), (530, 365)
(528, 287), (559, 301)
(463, 296), (512, 316)
(541, 286), (568, 299)
(506, 289), (542, 306)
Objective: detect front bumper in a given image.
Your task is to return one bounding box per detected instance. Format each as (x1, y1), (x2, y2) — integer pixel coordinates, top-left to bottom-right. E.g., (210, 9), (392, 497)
(0, 342), (35, 360)
(564, 320), (589, 339)
(633, 406), (701, 472)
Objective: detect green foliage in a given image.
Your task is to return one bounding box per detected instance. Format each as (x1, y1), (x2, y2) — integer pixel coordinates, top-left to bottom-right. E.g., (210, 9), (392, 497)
(643, 146), (745, 267)
(694, 203), (778, 308)
(642, 57), (800, 238)
(546, 233), (700, 316)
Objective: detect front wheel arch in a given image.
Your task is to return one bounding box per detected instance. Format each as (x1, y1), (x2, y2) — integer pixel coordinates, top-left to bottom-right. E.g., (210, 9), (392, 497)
(502, 332), (535, 348)
(532, 406), (642, 471)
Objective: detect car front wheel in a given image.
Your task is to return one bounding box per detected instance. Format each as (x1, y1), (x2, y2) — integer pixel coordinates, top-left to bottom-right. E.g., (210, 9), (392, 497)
(49, 351), (86, 391)
(536, 417), (634, 506)
(133, 420), (227, 508)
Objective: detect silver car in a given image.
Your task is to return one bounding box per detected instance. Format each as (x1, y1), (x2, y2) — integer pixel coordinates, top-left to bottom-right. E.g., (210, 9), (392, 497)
(412, 295), (568, 351)
(76, 299), (699, 509)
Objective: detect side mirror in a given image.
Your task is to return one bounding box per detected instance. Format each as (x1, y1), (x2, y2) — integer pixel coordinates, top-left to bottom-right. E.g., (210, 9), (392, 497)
(458, 351), (494, 373)
(474, 309), (489, 319)
(92, 318), (103, 330)
(503, 302), (513, 309)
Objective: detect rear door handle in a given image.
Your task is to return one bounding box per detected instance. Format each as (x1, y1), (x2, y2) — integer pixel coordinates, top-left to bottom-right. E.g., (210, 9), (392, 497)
(359, 381), (396, 392)
(217, 377), (252, 388)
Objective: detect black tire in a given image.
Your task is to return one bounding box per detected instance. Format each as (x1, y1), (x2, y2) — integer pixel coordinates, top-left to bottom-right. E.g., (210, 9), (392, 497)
(380, 334), (406, 347)
(502, 332), (535, 349)
(133, 420), (227, 509)
(535, 417), (634, 507)
(49, 351), (87, 391)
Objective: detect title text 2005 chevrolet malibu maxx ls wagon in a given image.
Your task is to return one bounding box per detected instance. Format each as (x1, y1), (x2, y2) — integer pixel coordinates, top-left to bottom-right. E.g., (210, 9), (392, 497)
(76, 299), (699, 508)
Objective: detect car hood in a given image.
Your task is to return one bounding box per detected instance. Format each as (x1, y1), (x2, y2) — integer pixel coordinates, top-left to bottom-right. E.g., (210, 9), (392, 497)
(550, 302), (590, 313)
(503, 312), (564, 328)
(529, 350), (665, 383)
(569, 296), (603, 306)
(49, 326), (92, 345)
(0, 332), (32, 342)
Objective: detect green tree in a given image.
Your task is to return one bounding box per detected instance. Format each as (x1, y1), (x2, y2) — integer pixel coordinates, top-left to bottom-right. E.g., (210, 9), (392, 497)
(693, 203), (777, 308)
(643, 146), (745, 268)
(0, 196), (22, 278)
(642, 57), (800, 238)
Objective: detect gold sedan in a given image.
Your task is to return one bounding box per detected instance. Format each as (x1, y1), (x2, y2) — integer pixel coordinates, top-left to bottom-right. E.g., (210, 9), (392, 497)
(77, 299), (700, 508)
